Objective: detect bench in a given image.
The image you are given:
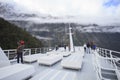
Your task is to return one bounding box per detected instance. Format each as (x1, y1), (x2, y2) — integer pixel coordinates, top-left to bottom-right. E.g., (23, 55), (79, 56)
(38, 54), (63, 66)
(30, 69), (77, 80)
(61, 53), (83, 70)
(0, 47), (35, 80)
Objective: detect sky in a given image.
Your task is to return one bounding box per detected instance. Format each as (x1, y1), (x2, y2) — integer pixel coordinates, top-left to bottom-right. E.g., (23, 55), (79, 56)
(1, 0), (120, 24)
(11, 0), (120, 16)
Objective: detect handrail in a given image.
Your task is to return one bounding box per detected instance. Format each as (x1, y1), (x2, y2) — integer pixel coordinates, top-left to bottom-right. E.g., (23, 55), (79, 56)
(93, 47), (120, 80)
(3, 47), (54, 62)
(97, 47), (120, 57)
(97, 47), (120, 54)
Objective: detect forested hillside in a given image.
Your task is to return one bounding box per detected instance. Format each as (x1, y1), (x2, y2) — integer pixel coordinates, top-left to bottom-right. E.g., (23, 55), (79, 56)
(0, 17), (43, 49)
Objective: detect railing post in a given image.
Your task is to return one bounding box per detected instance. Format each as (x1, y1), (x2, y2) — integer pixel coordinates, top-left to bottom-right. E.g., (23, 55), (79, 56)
(110, 50), (112, 58)
(101, 49), (103, 56)
(8, 50), (10, 60)
(105, 50), (107, 57)
(110, 50), (118, 70)
(104, 49), (105, 57)
(109, 50), (113, 67)
(35, 48), (37, 54)
(45, 48), (46, 53)
(45, 48), (46, 52)
(40, 48), (41, 53)
(40, 48), (42, 53)
(29, 49), (31, 55)
(47, 48), (48, 52)
(47, 47), (48, 52)
(99, 48), (101, 55)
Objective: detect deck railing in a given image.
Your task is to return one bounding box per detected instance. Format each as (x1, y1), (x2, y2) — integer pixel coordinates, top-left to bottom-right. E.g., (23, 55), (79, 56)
(93, 47), (120, 80)
(3, 47), (54, 62)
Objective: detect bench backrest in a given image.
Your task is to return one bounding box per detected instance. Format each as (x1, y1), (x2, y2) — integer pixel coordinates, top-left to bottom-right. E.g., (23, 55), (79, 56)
(0, 47), (10, 68)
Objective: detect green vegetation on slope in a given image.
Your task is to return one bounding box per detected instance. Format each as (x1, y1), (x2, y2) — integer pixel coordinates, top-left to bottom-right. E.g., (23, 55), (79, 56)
(0, 18), (43, 49)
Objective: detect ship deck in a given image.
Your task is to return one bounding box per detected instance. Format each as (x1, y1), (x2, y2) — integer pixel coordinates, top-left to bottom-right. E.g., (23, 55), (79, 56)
(1, 46), (119, 80)
(13, 47), (97, 80)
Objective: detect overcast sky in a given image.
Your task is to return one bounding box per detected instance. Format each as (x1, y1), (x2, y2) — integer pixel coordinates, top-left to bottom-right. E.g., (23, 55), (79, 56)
(12, 0), (120, 16)
(1, 0), (120, 24)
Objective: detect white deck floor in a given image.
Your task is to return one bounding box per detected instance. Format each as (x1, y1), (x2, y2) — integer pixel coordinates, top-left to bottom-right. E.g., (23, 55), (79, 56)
(5, 47), (119, 80)
(19, 48), (97, 80)
(77, 54), (96, 80)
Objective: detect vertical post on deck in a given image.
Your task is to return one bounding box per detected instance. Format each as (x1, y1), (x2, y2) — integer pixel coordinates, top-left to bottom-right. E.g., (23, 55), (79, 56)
(69, 24), (74, 52)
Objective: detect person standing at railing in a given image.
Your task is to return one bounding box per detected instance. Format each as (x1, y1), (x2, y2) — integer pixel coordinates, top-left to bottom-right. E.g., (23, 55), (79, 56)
(55, 45), (58, 51)
(17, 40), (25, 63)
(91, 41), (96, 50)
(83, 44), (87, 53)
(64, 44), (67, 51)
(91, 41), (96, 53)
(86, 42), (91, 54)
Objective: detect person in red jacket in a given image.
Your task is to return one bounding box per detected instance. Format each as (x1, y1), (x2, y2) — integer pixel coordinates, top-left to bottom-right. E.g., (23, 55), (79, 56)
(17, 40), (25, 63)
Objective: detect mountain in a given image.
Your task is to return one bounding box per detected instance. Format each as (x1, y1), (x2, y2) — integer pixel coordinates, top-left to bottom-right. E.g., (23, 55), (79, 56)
(9, 20), (120, 33)
(11, 22), (120, 51)
(0, 0), (120, 33)
(0, 1), (39, 19)
(1, 18), (120, 51)
(1, 1), (120, 52)
(0, 1), (56, 21)
(0, 17), (43, 49)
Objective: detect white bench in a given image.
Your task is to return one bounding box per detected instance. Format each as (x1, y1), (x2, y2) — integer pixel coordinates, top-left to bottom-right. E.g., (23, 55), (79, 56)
(61, 52), (71, 57)
(0, 47), (35, 80)
(0, 47), (10, 68)
(23, 54), (46, 63)
(30, 69), (77, 80)
(0, 64), (35, 80)
(47, 51), (71, 57)
(38, 54), (63, 66)
(61, 53), (83, 70)
(46, 51), (59, 55)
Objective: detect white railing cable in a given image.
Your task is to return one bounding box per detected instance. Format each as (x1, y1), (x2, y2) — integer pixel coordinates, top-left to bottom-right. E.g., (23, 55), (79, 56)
(93, 47), (120, 80)
(3, 47), (54, 61)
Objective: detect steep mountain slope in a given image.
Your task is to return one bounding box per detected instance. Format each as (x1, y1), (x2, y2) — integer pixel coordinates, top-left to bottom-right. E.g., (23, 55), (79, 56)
(1, 0), (120, 33)
(15, 22), (120, 52)
(73, 32), (120, 52)
(0, 1), (120, 52)
(0, 17), (43, 49)
(2, 18), (120, 51)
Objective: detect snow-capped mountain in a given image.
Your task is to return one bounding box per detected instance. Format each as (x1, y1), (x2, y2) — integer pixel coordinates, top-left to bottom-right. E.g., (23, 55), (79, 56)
(0, 1), (120, 33)
(0, 1), (56, 20)
(0, 1), (35, 18)
(76, 25), (120, 33)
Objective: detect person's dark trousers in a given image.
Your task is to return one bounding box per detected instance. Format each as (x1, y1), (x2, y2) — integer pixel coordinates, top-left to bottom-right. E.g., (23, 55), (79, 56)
(17, 52), (23, 63)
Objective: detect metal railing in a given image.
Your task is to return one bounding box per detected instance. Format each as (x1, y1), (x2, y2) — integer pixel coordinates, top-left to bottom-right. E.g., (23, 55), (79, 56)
(3, 47), (54, 62)
(93, 47), (120, 80)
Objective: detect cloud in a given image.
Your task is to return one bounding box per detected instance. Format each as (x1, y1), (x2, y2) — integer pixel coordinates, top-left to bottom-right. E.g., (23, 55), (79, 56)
(12, 0), (120, 16)
(1, 0), (120, 24)
(12, 0), (100, 16)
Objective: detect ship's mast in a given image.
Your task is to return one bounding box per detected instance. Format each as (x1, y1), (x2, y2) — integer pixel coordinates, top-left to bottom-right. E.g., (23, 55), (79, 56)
(69, 24), (74, 52)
